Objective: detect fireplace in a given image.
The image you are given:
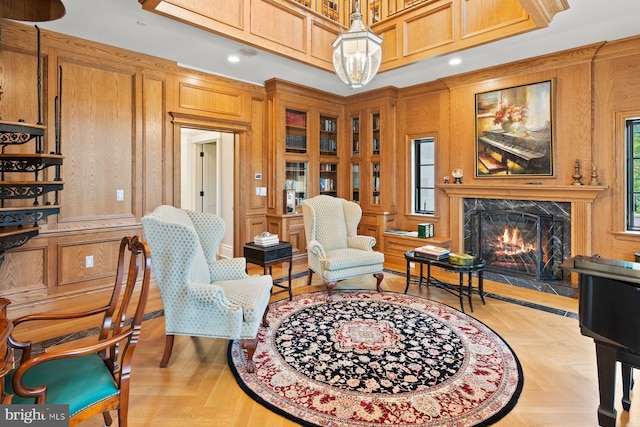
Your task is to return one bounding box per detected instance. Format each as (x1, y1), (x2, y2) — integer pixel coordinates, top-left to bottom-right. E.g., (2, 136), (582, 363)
(468, 209), (565, 280)
(442, 184), (605, 298)
(463, 198), (571, 293)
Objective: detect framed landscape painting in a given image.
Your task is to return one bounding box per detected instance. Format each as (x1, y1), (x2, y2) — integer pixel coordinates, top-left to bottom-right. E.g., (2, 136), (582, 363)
(475, 80), (554, 177)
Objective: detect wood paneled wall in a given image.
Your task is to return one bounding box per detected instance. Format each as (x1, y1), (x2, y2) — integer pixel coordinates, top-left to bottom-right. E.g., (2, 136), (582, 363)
(592, 36), (640, 260)
(0, 21), (267, 313)
(394, 38), (640, 262)
(2, 18), (640, 313)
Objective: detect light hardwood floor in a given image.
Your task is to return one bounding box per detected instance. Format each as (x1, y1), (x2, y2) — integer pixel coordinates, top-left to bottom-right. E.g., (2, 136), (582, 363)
(6, 263), (639, 427)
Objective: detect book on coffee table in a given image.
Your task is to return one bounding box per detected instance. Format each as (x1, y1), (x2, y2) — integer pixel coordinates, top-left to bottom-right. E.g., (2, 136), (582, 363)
(415, 245), (450, 260)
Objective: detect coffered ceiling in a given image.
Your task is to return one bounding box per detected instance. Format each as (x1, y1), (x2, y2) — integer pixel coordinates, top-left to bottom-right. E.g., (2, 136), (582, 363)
(30, 0), (640, 96)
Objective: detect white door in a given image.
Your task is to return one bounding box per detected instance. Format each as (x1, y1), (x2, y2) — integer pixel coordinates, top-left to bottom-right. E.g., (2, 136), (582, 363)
(180, 128), (234, 258)
(201, 142), (218, 215)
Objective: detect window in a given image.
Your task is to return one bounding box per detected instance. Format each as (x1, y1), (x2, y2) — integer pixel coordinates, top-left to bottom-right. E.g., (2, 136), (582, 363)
(627, 118), (640, 231)
(413, 137), (435, 215)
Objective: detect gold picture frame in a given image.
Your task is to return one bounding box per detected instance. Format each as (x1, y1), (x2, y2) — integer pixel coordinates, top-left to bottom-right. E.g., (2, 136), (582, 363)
(475, 80), (554, 178)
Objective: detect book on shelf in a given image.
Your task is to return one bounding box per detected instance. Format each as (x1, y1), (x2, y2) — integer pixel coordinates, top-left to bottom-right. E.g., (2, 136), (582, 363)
(418, 223), (434, 238)
(254, 234), (280, 246)
(415, 244), (449, 260)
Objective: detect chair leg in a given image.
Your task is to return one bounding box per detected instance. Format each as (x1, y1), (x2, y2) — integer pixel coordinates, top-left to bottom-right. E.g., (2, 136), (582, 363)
(102, 411), (113, 426)
(307, 268), (314, 286)
(240, 338), (259, 373)
(261, 302), (270, 328)
(324, 280), (337, 302)
(160, 334), (175, 368)
(374, 272), (384, 292)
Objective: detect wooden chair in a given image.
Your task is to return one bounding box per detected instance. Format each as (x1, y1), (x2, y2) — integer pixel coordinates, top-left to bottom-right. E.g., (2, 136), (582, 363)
(5, 236), (151, 427)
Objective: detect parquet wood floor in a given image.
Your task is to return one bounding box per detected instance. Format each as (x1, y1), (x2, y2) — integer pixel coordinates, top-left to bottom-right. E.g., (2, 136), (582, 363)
(7, 263), (639, 427)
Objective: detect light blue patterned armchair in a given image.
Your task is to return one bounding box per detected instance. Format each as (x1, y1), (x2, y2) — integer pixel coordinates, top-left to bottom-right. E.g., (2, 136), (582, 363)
(302, 195), (384, 300)
(141, 205), (272, 373)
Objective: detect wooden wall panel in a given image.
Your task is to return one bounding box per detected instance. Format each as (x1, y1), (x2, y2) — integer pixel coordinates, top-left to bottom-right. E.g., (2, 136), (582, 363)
(463, 0), (529, 37)
(143, 76), (167, 213)
(379, 24), (399, 64)
(0, 48), (53, 208)
(591, 38), (640, 261)
(165, 0), (245, 30)
(404, 4), (454, 55)
(57, 238), (122, 286)
(247, 214), (269, 244)
(251, 0), (306, 53)
(58, 59), (135, 223)
(0, 248), (46, 296)
(178, 82), (243, 117)
(249, 98), (266, 210)
(310, 21), (339, 64)
(0, 49), (41, 126)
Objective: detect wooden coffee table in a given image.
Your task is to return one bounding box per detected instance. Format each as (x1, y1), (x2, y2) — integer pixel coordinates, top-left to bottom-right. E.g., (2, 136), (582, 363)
(404, 251), (485, 313)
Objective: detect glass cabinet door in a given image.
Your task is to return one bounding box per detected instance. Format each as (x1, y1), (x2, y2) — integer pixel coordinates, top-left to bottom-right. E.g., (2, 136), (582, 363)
(352, 163), (360, 202)
(319, 115), (337, 156)
(352, 117), (360, 157)
(372, 113), (380, 156)
(286, 109), (307, 154)
(372, 161), (380, 205)
(285, 161), (307, 209)
(319, 163), (338, 196)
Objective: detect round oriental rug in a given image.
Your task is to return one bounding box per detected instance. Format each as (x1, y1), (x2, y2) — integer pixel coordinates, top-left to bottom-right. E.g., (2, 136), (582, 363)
(228, 291), (523, 427)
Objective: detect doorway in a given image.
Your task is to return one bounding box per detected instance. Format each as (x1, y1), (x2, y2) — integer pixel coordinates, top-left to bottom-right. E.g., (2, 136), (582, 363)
(180, 128), (235, 259)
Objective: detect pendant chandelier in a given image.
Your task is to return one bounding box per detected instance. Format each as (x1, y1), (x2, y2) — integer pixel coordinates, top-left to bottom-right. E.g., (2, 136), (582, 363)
(332, 1), (382, 89)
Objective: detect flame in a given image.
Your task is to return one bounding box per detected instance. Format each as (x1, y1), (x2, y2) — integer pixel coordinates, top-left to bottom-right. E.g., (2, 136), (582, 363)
(497, 225), (535, 255)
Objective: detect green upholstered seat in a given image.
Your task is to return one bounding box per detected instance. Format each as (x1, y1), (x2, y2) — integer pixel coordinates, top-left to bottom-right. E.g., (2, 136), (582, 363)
(6, 354), (119, 417)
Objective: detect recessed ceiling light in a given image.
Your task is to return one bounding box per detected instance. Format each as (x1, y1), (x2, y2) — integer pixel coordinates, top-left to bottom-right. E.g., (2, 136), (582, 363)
(449, 58), (462, 66)
(228, 55), (240, 63)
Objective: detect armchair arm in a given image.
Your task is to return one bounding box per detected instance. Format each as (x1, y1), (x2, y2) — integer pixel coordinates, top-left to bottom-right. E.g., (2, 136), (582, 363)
(187, 282), (240, 311)
(9, 306), (110, 363)
(347, 235), (376, 250)
(209, 258), (249, 281)
(186, 282), (244, 338)
(307, 239), (327, 259)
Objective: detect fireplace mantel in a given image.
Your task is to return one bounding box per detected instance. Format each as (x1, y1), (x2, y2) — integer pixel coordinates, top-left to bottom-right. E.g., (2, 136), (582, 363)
(441, 184), (606, 203)
(441, 184), (608, 262)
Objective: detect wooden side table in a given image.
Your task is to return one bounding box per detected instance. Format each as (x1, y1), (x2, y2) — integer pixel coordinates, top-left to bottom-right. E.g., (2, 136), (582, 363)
(244, 241), (293, 300)
(404, 251), (485, 313)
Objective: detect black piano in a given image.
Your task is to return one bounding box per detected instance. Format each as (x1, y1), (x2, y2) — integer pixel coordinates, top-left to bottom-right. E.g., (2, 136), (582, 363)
(561, 255), (640, 427)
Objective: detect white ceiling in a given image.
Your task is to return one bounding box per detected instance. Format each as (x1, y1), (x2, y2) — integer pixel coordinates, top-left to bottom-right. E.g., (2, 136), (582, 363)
(29, 0), (640, 97)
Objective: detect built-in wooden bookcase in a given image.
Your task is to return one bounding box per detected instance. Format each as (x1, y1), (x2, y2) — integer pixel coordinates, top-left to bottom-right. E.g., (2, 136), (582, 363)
(265, 79), (346, 259)
(345, 89), (398, 247)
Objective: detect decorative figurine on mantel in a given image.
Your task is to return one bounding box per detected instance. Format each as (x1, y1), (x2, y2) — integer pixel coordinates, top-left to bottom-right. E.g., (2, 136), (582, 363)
(452, 168), (463, 184)
(572, 159), (583, 186)
(589, 163), (601, 186)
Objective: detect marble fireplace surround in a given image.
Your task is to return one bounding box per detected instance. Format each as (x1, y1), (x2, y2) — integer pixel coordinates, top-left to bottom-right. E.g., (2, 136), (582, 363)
(442, 184), (606, 296)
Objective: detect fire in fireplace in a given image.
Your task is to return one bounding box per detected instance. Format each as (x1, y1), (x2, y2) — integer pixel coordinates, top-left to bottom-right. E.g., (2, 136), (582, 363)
(466, 205), (568, 281)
